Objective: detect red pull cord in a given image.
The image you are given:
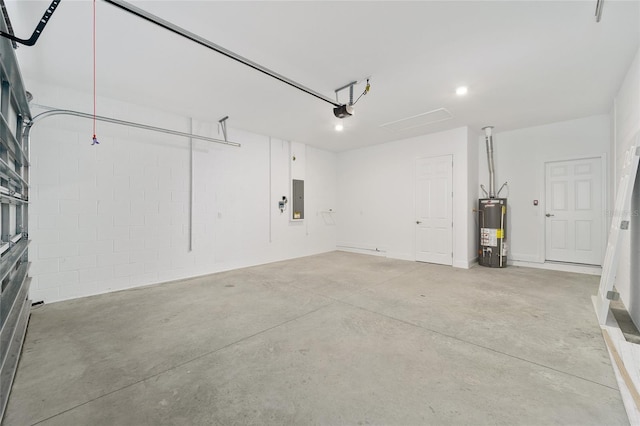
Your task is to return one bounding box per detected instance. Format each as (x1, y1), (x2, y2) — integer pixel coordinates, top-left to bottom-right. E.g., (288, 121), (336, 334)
(92, 0), (99, 145)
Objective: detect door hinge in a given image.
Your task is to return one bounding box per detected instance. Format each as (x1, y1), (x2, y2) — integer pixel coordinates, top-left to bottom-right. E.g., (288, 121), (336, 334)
(451, 252), (453, 258)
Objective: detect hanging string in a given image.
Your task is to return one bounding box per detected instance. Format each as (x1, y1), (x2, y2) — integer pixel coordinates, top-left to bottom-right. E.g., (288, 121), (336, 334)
(352, 79), (371, 106)
(91, 0), (99, 145)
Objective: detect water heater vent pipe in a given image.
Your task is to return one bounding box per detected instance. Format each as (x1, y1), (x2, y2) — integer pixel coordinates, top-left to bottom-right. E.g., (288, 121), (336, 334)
(483, 126), (496, 198)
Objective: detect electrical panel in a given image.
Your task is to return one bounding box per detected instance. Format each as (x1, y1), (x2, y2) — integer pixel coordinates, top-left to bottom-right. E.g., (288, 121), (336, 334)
(292, 179), (304, 220)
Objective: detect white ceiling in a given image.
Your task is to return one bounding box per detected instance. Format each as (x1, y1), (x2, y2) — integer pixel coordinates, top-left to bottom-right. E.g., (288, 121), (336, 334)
(6, 0), (640, 152)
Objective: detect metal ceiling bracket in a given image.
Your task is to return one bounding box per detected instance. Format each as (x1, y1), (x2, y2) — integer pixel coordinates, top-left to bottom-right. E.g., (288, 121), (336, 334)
(595, 0), (604, 22)
(218, 116), (229, 142)
(334, 81), (358, 106)
(103, 0), (340, 108)
(0, 0), (60, 47)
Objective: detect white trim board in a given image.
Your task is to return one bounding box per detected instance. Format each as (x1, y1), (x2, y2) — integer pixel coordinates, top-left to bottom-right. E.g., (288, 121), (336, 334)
(595, 133), (640, 324)
(509, 260), (602, 276)
(336, 245), (387, 257)
(594, 300), (640, 425)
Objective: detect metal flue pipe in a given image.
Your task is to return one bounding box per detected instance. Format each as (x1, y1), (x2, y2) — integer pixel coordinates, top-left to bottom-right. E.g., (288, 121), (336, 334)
(483, 126), (496, 198)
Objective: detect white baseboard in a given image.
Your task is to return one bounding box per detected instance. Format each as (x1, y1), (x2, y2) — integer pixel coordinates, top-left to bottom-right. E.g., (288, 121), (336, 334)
(454, 258), (477, 269)
(336, 246), (478, 269)
(336, 245), (386, 257)
(510, 253), (543, 263)
(386, 252), (414, 262)
(510, 259), (602, 275)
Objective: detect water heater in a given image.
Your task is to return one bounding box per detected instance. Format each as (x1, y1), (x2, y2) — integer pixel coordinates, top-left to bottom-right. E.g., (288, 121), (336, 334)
(479, 126), (508, 268)
(478, 198), (507, 267)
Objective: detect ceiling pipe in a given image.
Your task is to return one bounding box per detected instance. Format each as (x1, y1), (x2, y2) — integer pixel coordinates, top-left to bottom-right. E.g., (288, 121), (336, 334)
(103, 0), (341, 108)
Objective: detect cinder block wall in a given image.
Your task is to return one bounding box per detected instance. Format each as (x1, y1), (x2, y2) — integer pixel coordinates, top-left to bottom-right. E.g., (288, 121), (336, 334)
(27, 82), (337, 303)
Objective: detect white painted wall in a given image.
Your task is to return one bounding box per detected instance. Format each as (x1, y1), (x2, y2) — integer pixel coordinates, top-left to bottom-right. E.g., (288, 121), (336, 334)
(613, 48), (640, 326)
(467, 127), (480, 263)
(477, 115), (611, 264)
(336, 126), (476, 268)
(24, 68), (628, 306)
(27, 81), (337, 303)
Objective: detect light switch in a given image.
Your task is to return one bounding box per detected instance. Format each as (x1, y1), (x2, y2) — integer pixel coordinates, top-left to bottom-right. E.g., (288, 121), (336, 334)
(533, 200), (538, 206)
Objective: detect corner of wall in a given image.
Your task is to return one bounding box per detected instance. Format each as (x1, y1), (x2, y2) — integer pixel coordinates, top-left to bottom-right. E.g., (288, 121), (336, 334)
(467, 127), (480, 265)
(453, 258), (477, 269)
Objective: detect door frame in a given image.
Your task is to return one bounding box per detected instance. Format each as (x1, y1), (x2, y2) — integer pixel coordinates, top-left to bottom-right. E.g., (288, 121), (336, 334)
(541, 154), (608, 265)
(413, 154), (454, 265)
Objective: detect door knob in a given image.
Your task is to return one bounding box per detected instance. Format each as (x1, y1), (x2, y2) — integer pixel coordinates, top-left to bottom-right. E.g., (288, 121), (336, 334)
(545, 213), (554, 217)
(416, 221), (422, 224)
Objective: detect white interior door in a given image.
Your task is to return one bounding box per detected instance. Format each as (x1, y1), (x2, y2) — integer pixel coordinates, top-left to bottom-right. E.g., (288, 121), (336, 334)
(415, 155), (453, 265)
(545, 157), (603, 265)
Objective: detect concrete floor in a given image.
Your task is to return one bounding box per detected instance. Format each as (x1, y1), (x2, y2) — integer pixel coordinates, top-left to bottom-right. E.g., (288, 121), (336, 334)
(3, 252), (628, 425)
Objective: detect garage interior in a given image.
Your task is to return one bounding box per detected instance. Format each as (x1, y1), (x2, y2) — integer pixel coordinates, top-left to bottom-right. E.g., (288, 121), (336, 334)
(1, 0), (640, 425)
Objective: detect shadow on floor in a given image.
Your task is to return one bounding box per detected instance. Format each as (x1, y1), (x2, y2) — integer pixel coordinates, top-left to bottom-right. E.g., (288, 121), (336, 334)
(610, 294), (640, 345)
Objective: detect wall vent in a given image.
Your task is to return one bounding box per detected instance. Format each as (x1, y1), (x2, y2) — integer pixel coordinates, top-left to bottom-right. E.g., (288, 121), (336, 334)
(380, 108), (453, 132)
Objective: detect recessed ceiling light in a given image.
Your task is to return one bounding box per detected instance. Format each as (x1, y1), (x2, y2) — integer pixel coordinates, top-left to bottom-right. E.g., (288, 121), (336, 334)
(456, 86), (468, 96)
(335, 123), (344, 132)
